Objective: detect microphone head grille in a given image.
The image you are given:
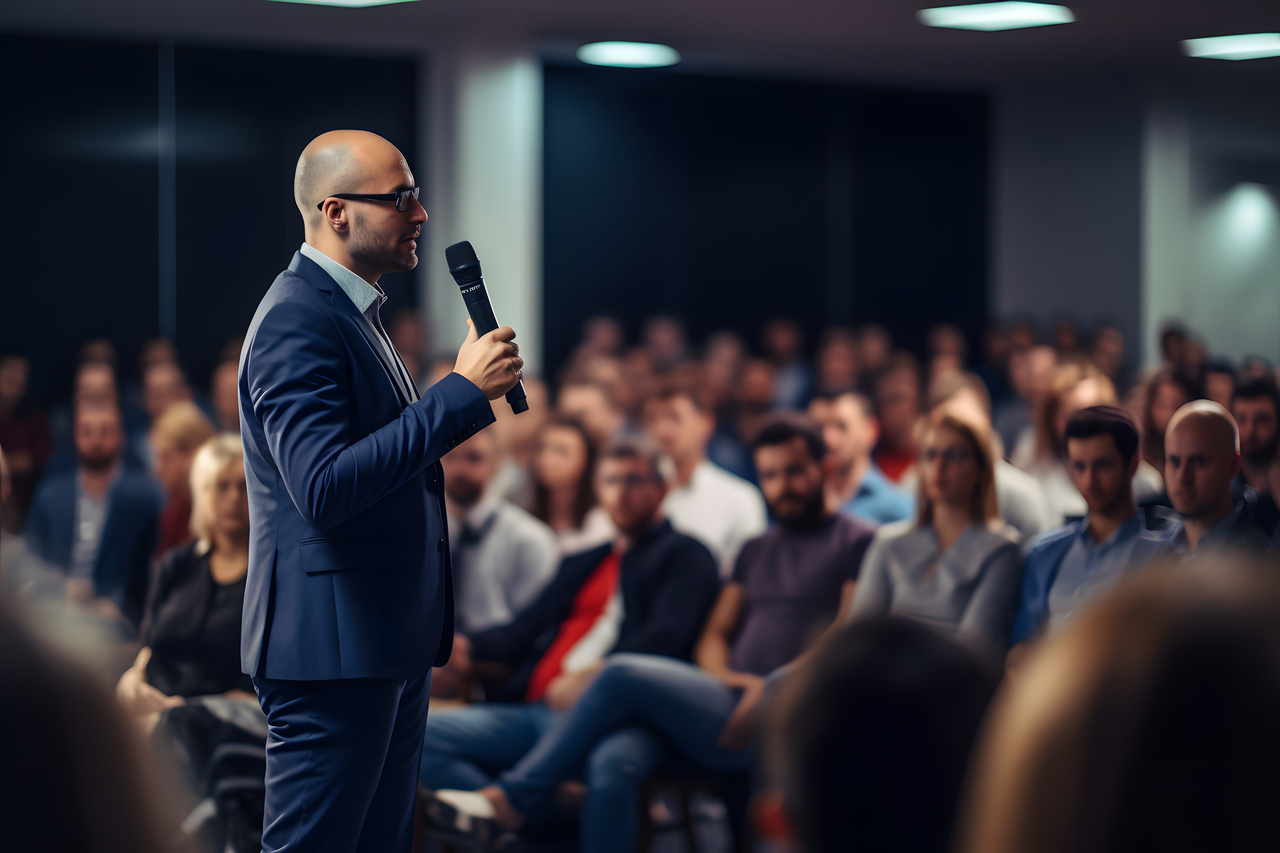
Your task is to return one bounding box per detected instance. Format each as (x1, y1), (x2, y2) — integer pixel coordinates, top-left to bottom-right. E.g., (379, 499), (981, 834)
(445, 241), (479, 272)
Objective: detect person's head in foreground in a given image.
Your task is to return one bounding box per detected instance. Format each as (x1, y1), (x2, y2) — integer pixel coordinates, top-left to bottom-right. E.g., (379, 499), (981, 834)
(759, 617), (1001, 853)
(958, 562), (1280, 853)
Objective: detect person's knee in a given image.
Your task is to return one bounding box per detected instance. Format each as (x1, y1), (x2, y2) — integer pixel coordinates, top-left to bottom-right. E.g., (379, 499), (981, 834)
(594, 654), (655, 696)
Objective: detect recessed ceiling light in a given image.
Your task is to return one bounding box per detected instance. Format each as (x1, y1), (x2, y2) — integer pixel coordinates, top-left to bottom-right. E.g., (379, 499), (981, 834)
(268, 0), (418, 7)
(918, 2), (1074, 31)
(577, 42), (681, 68)
(1182, 33), (1280, 61)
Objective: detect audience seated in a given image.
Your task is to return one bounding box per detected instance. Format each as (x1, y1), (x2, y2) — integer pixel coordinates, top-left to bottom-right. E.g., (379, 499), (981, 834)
(757, 617), (1001, 853)
(23, 402), (163, 634)
(47, 359), (122, 460)
(150, 401), (218, 557)
(642, 382), (767, 575)
(1203, 357), (1236, 408)
(848, 406), (1022, 648)
(870, 354), (921, 484)
(1165, 401), (1273, 558)
(1231, 377), (1280, 535)
(808, 390), (913, 524)
(132, 359), (196, 467)
(488, 375), (549, 507)
(419, 436), (720, 839)
(426, 414), (876, 851)
(1008, 407), (1175, 659)
(960, 565), (1280, 853)
(926, 371), (1052, 540)
(813, 327), (860, 397)
(0, 352), (51, 533)
(529, 415), (614, 554)
(440, 427), (559, 637)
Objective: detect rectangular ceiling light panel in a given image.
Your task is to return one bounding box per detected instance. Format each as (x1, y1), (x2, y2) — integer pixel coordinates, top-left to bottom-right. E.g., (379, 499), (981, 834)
(1182, 33), (1280, 60)
(918, 2), (1074, 31)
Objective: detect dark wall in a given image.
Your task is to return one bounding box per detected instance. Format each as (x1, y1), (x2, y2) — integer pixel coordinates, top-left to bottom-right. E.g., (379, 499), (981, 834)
(0, 34), (417, 406)
(542, 64), (989, 375)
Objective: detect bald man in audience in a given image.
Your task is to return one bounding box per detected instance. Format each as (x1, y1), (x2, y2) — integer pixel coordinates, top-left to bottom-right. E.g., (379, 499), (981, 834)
(1165, 401), (1272, 558)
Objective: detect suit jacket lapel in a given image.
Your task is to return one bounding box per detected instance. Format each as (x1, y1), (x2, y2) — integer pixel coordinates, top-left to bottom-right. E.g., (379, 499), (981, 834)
(288, 251), (415, 408)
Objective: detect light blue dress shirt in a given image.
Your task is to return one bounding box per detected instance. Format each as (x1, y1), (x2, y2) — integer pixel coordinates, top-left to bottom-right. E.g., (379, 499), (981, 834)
(1044, 513), (1146, 633)
(299, 242), (418, 403)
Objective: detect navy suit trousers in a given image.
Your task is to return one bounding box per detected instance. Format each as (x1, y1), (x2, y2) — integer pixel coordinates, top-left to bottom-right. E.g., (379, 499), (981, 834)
(253, 673), (431, 853)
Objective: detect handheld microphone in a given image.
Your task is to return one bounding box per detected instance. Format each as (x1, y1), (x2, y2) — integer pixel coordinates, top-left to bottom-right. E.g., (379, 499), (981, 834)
(445, 240), (529, 415)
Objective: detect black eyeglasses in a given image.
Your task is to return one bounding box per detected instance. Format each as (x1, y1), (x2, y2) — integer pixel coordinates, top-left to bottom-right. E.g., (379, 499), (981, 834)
(317, 186), (420, 212)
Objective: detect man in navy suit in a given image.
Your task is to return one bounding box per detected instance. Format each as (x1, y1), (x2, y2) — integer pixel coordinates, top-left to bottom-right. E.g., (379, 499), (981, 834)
(239, 129), (524, 853)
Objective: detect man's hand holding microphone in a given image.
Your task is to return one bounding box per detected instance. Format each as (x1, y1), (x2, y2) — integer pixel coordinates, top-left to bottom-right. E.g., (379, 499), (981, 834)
(454, 319), (523, 401)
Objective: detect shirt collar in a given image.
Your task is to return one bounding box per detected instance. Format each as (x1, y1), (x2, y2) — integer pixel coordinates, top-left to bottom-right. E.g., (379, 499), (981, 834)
(1076, 510), (1143, 553)
(299, 242), (385, 315)
(459, 491), (504, 532)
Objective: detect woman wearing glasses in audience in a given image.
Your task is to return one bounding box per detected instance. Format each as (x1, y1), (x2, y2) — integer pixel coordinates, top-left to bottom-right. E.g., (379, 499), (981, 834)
(116, 434), (254, 721)
(529, 415), (613, 554)
(847, 406), (1022, 648)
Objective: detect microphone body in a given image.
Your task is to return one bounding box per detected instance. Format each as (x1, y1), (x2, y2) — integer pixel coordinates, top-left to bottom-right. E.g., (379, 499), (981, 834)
(445, 241), (529, 414)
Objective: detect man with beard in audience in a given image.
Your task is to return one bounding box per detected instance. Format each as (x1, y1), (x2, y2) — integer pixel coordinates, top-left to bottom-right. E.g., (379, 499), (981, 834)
(1231, 377), (1280, 536)
(24, 402), (163, 634)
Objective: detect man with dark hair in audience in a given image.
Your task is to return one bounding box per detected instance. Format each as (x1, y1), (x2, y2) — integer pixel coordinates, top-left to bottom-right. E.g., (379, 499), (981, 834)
(643, 382), (767, 575)
(1204, 358), (1237, 409)
(426, 414), (876, 852)
(23, 402), (163, 635)
(1231, 377), (1280, 536)
(1007, 407), (1174, 661)
(1165, 401), (1273, 558)
(871, 354), (921, 484)
(49, 359), (121, 456)
(439, 427), (558, 637)
(420, 436), (720, 840)
(808, 390), (913, 524)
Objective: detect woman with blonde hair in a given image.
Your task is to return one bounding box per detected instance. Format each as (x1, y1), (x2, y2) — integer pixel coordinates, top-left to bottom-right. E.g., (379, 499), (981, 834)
(150, 400), (217, 556)
(117, 434), (252, 717)
(847, 406), (1022, 648)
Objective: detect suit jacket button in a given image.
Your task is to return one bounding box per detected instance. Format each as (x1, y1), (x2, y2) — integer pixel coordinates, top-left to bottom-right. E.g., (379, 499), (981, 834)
(437, 538), (446, 553)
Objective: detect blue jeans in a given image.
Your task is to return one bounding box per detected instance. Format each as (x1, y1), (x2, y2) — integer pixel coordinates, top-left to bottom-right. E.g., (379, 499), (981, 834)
(420, 702), (667, 852)
(497, 656), (754, 840)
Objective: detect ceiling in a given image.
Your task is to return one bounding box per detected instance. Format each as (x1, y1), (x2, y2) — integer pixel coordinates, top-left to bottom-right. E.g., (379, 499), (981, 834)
(4, 0), (1280, 87)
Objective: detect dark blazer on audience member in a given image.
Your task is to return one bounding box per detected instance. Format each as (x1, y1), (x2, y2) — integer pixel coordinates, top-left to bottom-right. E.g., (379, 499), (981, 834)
(469, 519), (721, 700)
(23, 466), (163, 628)
(238, 250), (494, 681)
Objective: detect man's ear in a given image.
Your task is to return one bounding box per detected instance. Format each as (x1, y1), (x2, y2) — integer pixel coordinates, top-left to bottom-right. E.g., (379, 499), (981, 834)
(752, 789), (799, 848)
(319, 198), (350, 233)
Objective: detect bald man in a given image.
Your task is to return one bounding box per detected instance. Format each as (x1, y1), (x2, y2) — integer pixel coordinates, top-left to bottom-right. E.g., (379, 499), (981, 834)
(1165, 401), (1271, 557)
(239, 130), (524, 853)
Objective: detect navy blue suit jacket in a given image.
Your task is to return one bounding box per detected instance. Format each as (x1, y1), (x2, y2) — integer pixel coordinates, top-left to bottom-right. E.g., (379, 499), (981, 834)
(238, 250), (494, 681)
(24, 465), (163, 628)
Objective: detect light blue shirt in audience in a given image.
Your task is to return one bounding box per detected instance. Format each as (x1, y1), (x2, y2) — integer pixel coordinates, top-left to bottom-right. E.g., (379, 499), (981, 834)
(1044, 513), (1147, 633)
(842, 463), (914, 526)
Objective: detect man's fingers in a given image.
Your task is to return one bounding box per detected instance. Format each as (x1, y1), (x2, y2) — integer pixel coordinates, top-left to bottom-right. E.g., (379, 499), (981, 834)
(463, 318), (479, 345)
(486, 325), (517, 343)
(511, 357), (525, 373)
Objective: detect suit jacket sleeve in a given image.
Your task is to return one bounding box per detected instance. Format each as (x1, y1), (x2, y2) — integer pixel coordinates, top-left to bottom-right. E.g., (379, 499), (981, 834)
(246, 298), (494, 530)
(612, 539), (720, 659)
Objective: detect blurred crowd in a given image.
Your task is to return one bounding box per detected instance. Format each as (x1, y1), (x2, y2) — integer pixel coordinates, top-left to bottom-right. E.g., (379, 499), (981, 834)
(1, 310), (1279, 853)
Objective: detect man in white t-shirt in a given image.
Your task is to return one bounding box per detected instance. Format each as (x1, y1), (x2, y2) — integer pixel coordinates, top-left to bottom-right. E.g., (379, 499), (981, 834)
(643, 381), (768, 575)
